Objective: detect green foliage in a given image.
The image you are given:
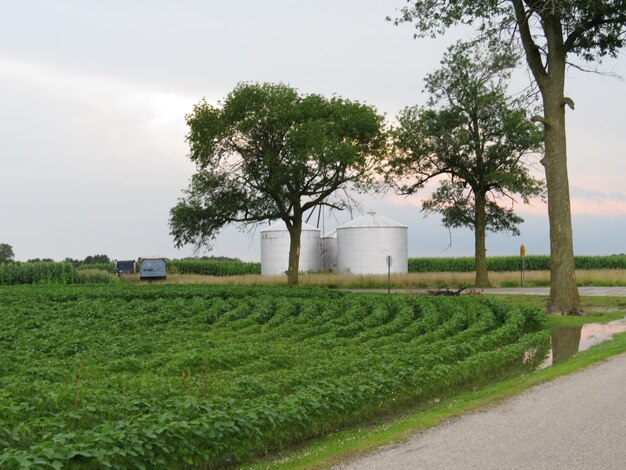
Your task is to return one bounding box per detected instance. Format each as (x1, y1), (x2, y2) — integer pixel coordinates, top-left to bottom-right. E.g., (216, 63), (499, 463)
(77, 262), (115, 273)
(76, 269), (120, 284)
(0, 244), (14, 263)
(0, 262), (78, 285)
(393, 0), (626, 312)
(389, 42), (544, 235)
(170, 82), (386, 286)
(181, 255), (244, 262)
(82, 254), (110, 264)
(393, 1), (626, 63)
(0, 285), (548, 468)
(408, 255), (626, 272)
(169, 259), (261, 276)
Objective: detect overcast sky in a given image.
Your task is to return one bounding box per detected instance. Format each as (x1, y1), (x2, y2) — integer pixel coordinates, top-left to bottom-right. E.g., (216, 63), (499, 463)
(1, 1), (625, 262)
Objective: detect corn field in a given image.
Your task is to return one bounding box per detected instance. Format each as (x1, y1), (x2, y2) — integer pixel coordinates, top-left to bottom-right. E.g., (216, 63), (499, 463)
(169, 259), (261, 276)
(0, 262), (78, 285)
(408, 255), (626, 273)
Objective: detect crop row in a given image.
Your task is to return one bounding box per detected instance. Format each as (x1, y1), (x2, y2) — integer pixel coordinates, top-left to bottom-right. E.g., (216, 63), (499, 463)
(2, 254), (624, 285)
(77, 262), (115, 273)
(408, 255), (626, 272)
(0, 262), (78, 285)
(0, 285), (549, 468)
(164, 255), (626, 275)
(168, 259), (261, 276)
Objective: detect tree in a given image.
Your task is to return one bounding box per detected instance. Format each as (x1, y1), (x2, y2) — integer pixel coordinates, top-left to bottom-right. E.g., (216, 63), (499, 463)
(0, 243), (14, 263)
(388, 43), (544, 287)
(392, 1), (626, 314)
(83, 254), (110, 264)
(170, 82), (385, 286)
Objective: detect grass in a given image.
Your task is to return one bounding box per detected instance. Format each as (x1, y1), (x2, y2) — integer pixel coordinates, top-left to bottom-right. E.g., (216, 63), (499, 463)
(485, 294), (626, 320)
(247, 306), (626, 469)
(121, 269), (626, 289)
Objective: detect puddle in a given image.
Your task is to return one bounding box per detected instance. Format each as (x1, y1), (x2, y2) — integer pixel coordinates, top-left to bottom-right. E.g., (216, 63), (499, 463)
(539, 316), (626, 368)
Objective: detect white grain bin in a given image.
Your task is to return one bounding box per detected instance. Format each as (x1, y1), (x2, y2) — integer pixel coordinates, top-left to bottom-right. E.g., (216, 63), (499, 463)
(260, 221), (321, 275)
(321, 230), (337, 272)
(336, 211), (408, 274)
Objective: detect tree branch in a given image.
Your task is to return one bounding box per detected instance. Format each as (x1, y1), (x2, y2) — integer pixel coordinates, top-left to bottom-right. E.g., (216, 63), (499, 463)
(563, 14), (626, 53)
(511, 0), (547, 89)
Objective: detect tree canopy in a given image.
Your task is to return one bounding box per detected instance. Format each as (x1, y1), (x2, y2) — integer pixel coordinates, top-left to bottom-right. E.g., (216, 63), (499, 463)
(393, 0), (626, 62)
(170, 82), (386, 286)
(83, 254), (110, 264)
(392, 0), (626, 313)
(0, 243), (14, 263)
(389, 43), (544, 287)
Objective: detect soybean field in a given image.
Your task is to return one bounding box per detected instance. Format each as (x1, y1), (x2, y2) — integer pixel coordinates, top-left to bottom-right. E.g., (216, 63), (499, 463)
(0, 285), (549, 468)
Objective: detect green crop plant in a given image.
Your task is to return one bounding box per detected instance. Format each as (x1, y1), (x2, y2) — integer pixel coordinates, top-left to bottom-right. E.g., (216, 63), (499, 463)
(169, 259), (261, 276)
(408, 255), (626, 273)
(77, 262), (115, 273)
(0, 284), (548, 468)
(0, 262), (78, 285)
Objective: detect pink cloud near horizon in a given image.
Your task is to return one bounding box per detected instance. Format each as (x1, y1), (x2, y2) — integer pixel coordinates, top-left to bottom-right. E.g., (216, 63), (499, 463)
(386, 187), (626, 217)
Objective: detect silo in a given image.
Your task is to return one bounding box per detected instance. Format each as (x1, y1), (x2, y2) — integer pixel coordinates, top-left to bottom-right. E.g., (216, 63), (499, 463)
(336, 211), (408, 274)
(320, 230), (337, 272)
(260, 221), (321, 275)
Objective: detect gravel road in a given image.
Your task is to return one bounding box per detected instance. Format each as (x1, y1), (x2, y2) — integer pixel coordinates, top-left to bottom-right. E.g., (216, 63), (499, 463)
(336, 352), (626, 469)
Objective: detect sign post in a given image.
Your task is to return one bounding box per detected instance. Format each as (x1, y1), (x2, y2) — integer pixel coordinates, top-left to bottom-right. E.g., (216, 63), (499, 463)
(386, 255), (393, 294)
(520, 244), (526, 287)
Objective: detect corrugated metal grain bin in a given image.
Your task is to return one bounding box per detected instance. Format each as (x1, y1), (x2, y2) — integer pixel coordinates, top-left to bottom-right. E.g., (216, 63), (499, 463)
(336, 211), (408, 275)
(321, 230), (337, 272)
(260, 221), (321, 275)
(139, 257), (167, 280)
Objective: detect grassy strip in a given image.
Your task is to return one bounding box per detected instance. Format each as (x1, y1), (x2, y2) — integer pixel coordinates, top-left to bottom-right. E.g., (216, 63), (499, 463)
(126, 269), (626, 289)
(485, 295), (626, 319)
(248, 311), (626, 470)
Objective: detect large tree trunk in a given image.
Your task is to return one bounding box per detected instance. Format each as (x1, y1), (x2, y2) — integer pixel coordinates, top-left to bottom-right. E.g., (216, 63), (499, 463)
(542, 92), (580, 314)
(541, 38), (581, 314)
(512, 2), (581, 314)
(474, 191), (490, 287)
(286, 218), (302, 287)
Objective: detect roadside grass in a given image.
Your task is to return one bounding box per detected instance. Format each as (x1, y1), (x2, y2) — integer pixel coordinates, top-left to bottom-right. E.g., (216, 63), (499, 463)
(247, 308), (626, 470)
(486, 295), (626, 322)
(123, 269), (626, 289)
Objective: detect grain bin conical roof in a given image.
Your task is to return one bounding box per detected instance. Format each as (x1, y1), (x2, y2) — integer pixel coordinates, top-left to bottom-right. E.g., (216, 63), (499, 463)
(337, 211), (407, 229)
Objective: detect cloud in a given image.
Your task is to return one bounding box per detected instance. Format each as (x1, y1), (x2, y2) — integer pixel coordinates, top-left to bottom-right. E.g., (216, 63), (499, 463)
(0, 55), (201, 182)
(0, 55), (199, 141)
(570, 187), (626, 215)
(571, 187), (626, 202)
(385, 183), (626, 217)
(384, 189), (548, 216)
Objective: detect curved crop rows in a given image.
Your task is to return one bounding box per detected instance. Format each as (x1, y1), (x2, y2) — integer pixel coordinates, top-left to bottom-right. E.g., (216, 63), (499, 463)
(0, 285), (549, 468)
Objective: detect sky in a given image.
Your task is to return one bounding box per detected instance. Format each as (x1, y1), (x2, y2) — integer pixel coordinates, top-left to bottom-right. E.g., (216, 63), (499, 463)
(1, 1), (625, 262)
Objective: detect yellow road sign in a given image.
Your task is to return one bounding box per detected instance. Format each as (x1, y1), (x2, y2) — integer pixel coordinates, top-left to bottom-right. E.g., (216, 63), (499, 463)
(520, 244), (526, 257)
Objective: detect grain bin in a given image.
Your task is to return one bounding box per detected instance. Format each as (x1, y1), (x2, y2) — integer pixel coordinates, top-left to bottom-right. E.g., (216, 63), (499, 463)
(321, 230), (337, 272)
(336, 211), (408, 274)
(260, 221), (321, 275)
